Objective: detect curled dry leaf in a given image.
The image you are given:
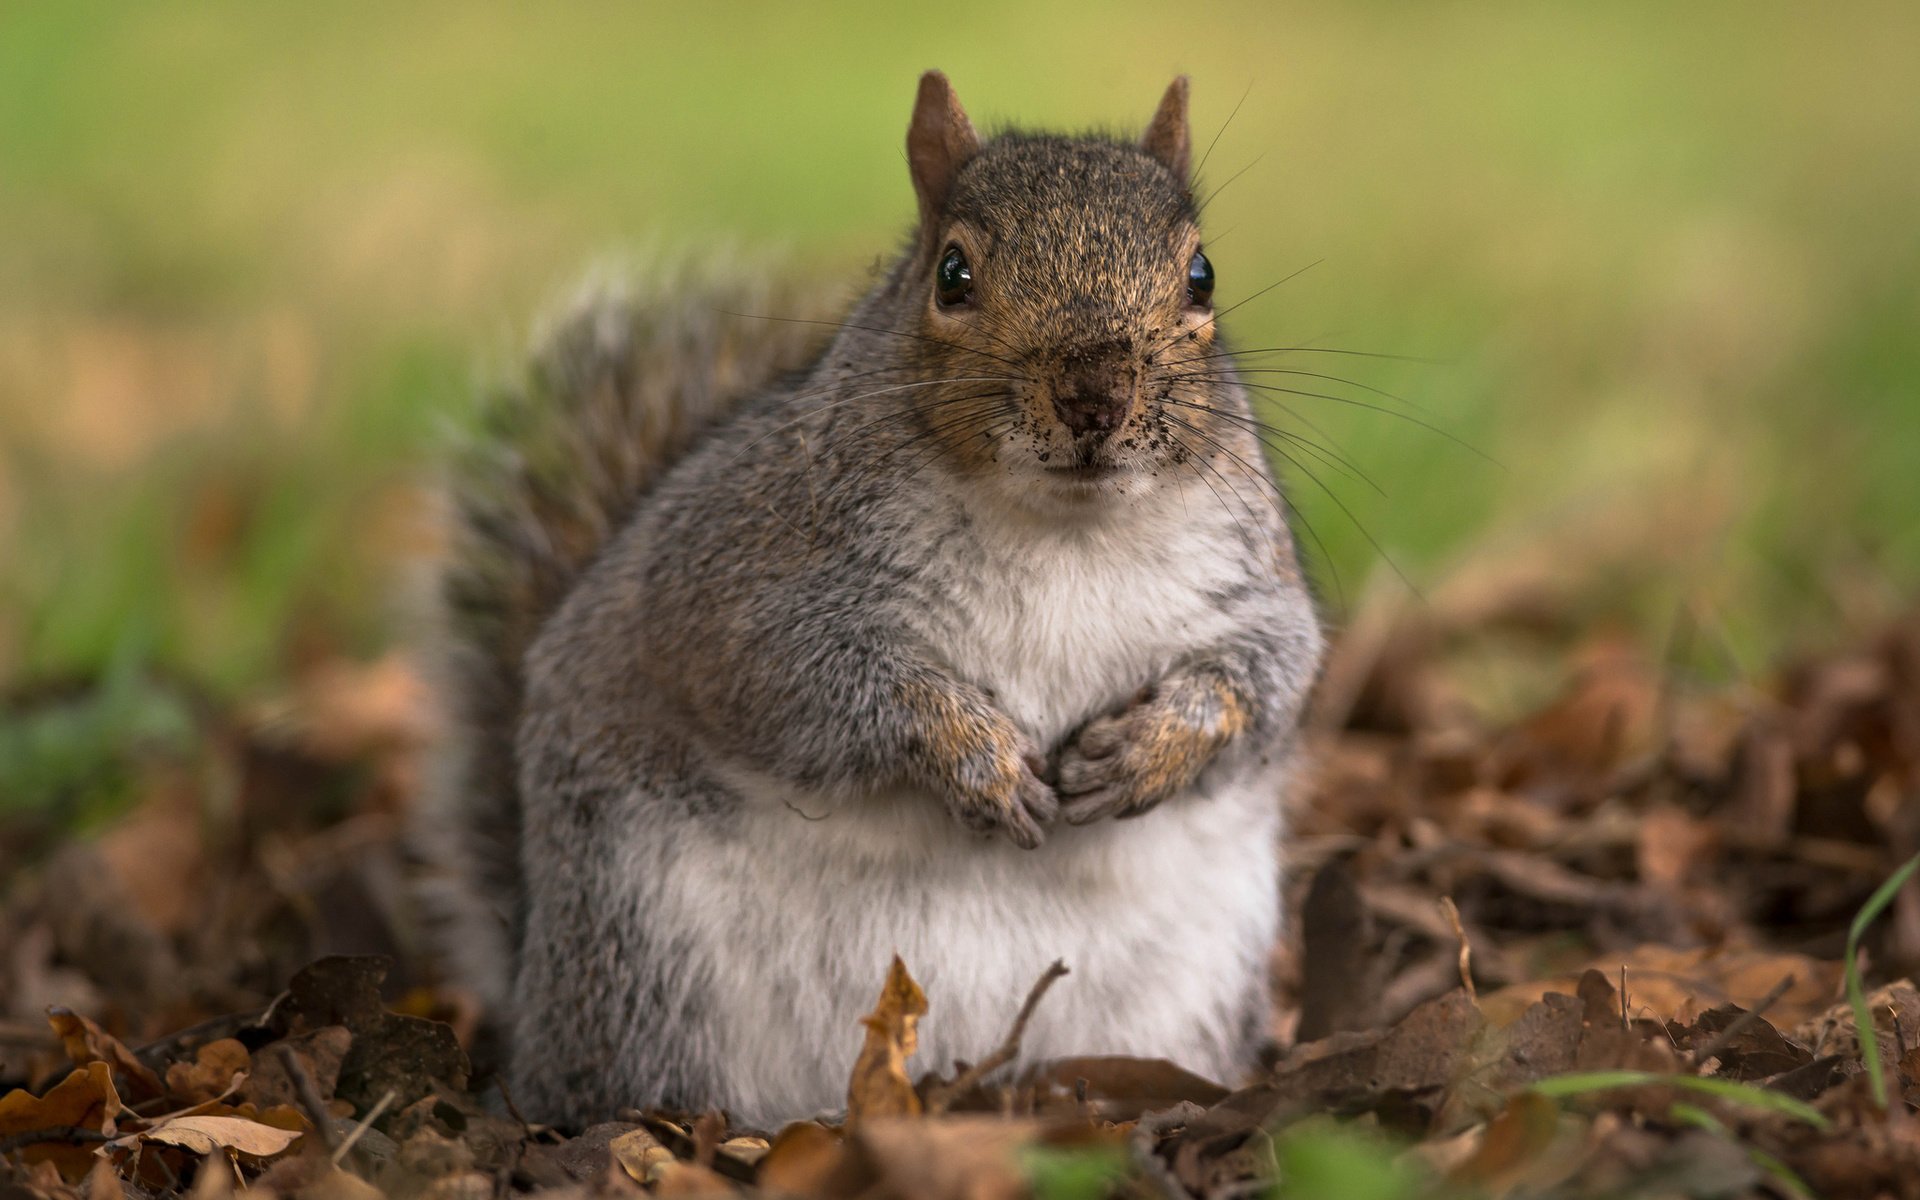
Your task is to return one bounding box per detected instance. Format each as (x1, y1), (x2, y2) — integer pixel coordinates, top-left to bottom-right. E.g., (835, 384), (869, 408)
(845, 956), (927, 1125)
(45, 1009), (164, 1103)
(607, 1127), (673, 1185)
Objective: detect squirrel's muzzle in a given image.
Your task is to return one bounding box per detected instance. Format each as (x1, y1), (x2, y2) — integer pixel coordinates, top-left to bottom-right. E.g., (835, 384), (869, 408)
(1051, 356), (1134, 440)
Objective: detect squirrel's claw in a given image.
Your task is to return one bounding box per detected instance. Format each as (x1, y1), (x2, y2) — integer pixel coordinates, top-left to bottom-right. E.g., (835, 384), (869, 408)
(1056, 713), (1163, 824)
(948, 761), (1056, 848)
(939, 731), (1058, 849)
(1056, 675), (1244, 824)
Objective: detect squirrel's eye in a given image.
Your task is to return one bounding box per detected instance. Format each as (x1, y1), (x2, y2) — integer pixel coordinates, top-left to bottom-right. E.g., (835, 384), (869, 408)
(935, 245), (973, 307)
(1187, 250), (1215, 309)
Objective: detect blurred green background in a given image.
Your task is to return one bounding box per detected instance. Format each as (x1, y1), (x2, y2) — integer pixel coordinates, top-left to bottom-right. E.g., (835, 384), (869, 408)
(3, 2), (1917, 805)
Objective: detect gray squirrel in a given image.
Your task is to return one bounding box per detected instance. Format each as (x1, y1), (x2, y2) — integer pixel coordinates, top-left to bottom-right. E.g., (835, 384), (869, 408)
(415, 71), (1325, 1129)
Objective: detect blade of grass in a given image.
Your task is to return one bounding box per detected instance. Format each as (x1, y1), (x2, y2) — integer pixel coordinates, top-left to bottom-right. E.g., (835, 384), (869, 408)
(1530, 1070), (1831, 1129)
(1844, 851), (1920, 1109)
(1670, 1103), (1816, 1200)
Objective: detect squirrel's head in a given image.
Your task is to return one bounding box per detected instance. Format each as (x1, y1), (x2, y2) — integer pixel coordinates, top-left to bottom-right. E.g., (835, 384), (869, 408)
(892, 71), (1239, 509)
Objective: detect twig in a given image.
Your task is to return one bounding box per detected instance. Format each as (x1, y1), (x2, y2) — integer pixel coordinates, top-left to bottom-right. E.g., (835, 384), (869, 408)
(0, 1127), (114, 1155)
(1130, 1102), (1204, 1200)
(1439, 897), (1476, 1003)
(1620, 966), (1630, 1031)
(274, 1044), (339, 1153)
(923, 960), (1070, 1115)
(1693, 975), (1797, 1073)
(330, 1088), (396, 1167)
(496, 1076), (535, 1140)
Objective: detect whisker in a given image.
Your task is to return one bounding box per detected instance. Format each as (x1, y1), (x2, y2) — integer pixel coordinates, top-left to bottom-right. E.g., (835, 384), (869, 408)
(1146, 261), (1321, 359)
(832, 390), (1012, 455)
(1193, 80), (1253, 182)
(1159, 396), (1384, 497)
(1159, 412), (1348, 611)
(1165, 373), (1502, 468)
(1155, 424), (1275, 585)
(1165, 344), (1445, 366)
(814, 400), (1012, 509)
(731, 375), (1027, 461)
(721, 310), (1026, 370)
(1177, 365), (1429, 414)
(1197, 152), (1264, 216)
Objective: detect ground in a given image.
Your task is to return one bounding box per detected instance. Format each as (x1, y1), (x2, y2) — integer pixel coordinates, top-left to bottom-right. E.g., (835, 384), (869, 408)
(3, 597), (1917, 1198)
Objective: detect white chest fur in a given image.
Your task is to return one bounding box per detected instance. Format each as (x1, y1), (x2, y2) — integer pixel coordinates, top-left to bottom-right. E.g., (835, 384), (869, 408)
(916, 489), (1250, 744)
(660, 483), (1286, 1126)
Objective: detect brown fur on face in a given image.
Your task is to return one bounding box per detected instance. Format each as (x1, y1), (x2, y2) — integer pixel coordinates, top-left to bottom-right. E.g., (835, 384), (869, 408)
(885, 81), (1252, 493)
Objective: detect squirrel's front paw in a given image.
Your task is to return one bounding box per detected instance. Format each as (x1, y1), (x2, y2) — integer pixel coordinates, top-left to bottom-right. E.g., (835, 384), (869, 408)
(931, 723), (1058, 849)
(902, 675), (1058, 847)
(947, 748), (1058, 849)
(1056, 672), (1250, 825)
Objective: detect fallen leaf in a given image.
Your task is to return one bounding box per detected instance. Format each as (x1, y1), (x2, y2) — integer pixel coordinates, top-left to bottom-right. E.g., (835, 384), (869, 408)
(607, 1127), (673, 1185)
(83, 1158), (127, 1200)
(846, 1116), (1039, 1200)
(133, 1114), (302, 1159)
(651, 1161), (733, 1196)
(0, 1063), (122, 1181)
(1636, 805), (1720, 890)
(1001, 1056), (1230, 1121)
(1492, 946), (1842, 1029)
(45, 1009), (164, 1102)
(756, 1122), (848, 1195)
(845, 955), (927, 1125)
(278, 958), (466, 1114)
(1447, 1092), (1561, 1188)
(242, 1025), (351, 1111)
(163, 1038), (250, 1106)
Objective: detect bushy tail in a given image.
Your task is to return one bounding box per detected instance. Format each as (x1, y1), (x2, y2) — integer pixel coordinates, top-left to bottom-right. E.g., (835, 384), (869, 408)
(413, 266), (822, 1012)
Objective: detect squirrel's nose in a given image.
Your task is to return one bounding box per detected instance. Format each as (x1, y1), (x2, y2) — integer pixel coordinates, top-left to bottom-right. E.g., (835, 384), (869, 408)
(1052, 367), (1132, 439)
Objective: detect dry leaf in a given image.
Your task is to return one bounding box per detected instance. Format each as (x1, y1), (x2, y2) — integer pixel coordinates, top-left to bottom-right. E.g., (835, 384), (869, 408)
(243, 1025), (351, 1110)
(45, 1009), (164, 1102)
(607, 1127), (673, 1184)
(163, 1038), (250, 1105)
(651, 1161), (733, 1196)
(0, 1063), (123, 1180)
(847, 1117), (1038, 1200)
(83, 1159), (127, 1200)
(134, 1114), (302, 1158)
(1491, 946), (1842, 1029)
(756, 1122), (848, 1194)
(845, 955), (927, 1125)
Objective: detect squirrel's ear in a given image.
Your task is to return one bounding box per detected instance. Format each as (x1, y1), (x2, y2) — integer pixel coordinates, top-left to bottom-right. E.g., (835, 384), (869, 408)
(907, 70), (981, 228)
(1142, 76), (1191, 180)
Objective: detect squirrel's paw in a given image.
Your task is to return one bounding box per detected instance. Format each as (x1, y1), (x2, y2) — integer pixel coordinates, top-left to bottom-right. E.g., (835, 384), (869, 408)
(1056, 674), (1250, 825)
(932, 722), (1058, 849)
(948, 750), (1057, 849)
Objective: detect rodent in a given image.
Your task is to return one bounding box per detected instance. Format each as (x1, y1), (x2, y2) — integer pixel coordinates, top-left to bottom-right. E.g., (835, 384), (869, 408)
(414, 71), (1325, 1129)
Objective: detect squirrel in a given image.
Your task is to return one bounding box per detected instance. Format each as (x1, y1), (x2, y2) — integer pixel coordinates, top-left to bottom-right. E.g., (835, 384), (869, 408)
(414, 71), (1325, 1130)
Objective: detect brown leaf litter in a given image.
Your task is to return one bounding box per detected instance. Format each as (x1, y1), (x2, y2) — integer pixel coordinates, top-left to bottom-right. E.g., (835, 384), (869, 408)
(4, 606), (1920, 1197)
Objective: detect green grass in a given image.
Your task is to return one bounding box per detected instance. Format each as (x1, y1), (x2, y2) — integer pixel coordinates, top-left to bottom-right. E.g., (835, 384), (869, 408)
(1845, 853), (1920, 1108)
(2, 2), (1918, 786)
(1529, 1071), (1829, 1130)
